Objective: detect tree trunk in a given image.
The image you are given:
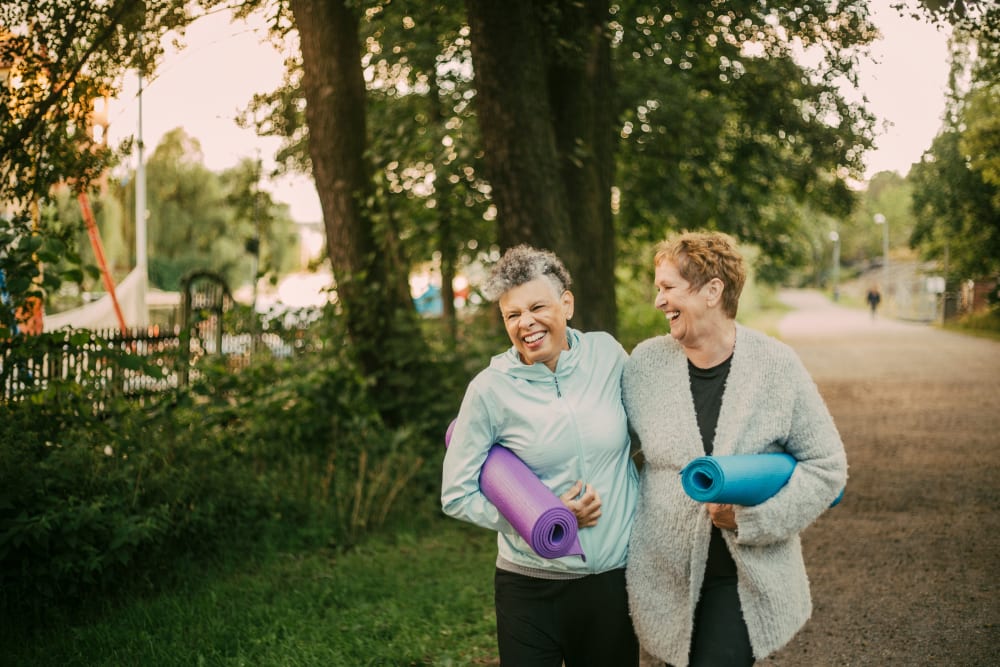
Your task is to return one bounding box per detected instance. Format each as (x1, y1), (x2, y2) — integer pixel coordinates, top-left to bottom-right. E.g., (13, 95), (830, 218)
(464, 2), (573, 259)
(427, 62), (458, 341)
(548, 0), (618, 334)
(465, 0), (617, 334)
(289, 0), (370, 279)
(290, 0), (429, 425)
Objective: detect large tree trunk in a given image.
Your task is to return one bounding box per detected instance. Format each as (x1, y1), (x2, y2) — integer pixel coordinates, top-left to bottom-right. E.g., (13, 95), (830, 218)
(464, 3), (574, 265)
(290, 0), (429, 425)
(465, 0), (617, 333)
(548, 0), (618, 334)
(289, 0), (371, 280)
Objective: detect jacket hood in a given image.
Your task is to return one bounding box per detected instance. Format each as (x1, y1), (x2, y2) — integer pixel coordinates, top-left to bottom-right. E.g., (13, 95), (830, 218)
(489, 327), (583, 379)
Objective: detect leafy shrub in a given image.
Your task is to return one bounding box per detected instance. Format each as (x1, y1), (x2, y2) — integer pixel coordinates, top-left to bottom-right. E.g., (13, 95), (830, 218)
(945, 304), (1000, 339)
(0, 312), (444, 618)
(1, 385), (154, 608)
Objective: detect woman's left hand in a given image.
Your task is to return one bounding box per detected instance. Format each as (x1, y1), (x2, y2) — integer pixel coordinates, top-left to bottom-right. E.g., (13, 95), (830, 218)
(707, 503), (737, 530)
(560, 481), (603, 528)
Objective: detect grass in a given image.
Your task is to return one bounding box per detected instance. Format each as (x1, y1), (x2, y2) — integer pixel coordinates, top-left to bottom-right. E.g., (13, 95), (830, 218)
(940, 307), (1000, 341)
(1, 516), (501, 667)
(7, 290), (991, 667)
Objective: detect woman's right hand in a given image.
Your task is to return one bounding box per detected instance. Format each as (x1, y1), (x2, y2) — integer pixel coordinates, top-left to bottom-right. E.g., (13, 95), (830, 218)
(560, 481), (602, 528)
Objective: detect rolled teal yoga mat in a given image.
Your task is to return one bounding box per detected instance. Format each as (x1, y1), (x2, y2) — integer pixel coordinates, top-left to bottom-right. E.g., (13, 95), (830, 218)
(680, 453), (844, 506)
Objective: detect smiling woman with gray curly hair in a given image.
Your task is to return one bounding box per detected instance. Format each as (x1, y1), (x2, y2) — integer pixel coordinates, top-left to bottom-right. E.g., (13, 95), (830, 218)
(442, 243), (640, 667)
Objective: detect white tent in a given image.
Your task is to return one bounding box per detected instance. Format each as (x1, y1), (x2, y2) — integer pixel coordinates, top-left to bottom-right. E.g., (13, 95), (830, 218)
(43, 267), (149, 331)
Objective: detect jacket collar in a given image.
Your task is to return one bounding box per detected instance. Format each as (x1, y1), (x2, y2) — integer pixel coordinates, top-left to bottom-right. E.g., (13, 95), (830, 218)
(490, 327), (582, 379)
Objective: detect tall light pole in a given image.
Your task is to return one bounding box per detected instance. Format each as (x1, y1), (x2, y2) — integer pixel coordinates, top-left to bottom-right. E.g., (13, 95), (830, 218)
(829, 230), (840, 301)
(874, 213), (889, 297)
(134, 33), (149, 326)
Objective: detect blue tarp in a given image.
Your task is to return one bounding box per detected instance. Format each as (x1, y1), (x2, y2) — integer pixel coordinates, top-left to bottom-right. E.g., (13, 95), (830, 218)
(0, 269), (17, 334)
(413, 284), (443, 316)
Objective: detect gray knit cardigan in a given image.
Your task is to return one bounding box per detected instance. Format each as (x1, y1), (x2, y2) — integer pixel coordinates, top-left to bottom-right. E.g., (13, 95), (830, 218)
(622, 324), (848, 667)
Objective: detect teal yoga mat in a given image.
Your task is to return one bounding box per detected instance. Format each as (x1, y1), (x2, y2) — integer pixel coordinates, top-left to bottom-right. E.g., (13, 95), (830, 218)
(680, 453), (844, 506)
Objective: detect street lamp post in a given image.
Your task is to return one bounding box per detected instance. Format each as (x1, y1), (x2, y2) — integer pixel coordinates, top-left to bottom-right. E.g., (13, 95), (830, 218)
(874, 213), (889, 297)
(829, 230), (840, 301)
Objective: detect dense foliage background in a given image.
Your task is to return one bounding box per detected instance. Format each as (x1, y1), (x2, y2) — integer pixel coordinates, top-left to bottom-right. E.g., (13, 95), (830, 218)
(1, 0), (997, 640)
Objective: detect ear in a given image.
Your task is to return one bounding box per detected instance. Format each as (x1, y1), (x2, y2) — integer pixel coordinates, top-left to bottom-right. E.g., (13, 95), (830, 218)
(561, 290), (575, 320)
(705, 278), (725, 307)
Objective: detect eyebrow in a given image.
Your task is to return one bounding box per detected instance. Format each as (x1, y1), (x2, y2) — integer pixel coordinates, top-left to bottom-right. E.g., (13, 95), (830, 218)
(502, 299), (548, 314)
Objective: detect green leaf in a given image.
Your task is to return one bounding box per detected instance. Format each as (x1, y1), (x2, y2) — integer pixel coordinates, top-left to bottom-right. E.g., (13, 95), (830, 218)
(70, 332), (93, 346)
(40, 273), (63, 291)
(63, 268), (84, 283)
(117, 355), (144, 370)
(36, 251), (61, 264)
(43, 237), (67, 255)
(21, 236), (43, 254)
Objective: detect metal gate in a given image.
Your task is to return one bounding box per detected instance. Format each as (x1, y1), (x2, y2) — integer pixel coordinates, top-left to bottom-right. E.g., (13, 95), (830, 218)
(179, 270), (233, 385)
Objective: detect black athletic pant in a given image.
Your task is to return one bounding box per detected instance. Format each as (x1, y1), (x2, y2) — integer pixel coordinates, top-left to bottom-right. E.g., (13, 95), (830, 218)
(689, 574), (754, 666)
(494, 567), (639, 667)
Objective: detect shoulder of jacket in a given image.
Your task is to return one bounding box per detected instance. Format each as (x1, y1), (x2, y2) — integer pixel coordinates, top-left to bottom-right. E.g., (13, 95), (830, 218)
(624, 336), (677, 385)
(628, 335), (677, 361)
(735, 326), (808, 382)
(581, 329), (626, 354)
(468, 363), (512, 393)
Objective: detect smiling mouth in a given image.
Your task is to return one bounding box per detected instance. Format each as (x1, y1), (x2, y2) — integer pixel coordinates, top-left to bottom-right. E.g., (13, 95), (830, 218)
(665, 311), (680, 322)
(524, 331), (546, 344)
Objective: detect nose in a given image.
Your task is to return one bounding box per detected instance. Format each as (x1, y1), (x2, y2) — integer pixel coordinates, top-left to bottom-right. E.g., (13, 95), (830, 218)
(654, 291), (666, 309)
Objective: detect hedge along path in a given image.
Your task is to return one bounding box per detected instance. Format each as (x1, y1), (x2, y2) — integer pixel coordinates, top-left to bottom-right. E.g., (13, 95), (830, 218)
(761, 290), (999, 666)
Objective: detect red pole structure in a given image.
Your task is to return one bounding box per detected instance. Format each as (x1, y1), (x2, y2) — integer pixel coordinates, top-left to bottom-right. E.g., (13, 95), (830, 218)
(79, 192), (127, 331)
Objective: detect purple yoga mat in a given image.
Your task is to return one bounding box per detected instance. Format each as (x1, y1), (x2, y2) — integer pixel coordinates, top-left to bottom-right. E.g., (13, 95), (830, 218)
(445, 420), (585, 560)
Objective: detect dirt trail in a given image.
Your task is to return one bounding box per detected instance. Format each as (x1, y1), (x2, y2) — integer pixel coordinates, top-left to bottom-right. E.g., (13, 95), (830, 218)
(762, 290), (1000, 666)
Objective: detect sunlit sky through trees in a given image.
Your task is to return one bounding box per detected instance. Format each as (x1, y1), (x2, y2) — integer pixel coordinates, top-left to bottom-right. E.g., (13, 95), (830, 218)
(107, 0), (951, 224)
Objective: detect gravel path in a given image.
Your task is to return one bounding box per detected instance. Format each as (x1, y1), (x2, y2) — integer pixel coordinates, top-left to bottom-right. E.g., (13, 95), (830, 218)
(761, 290), (1000, 666)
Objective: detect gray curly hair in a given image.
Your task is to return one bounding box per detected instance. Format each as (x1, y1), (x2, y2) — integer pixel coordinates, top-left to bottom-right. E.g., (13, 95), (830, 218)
(481, 244), (573, 302)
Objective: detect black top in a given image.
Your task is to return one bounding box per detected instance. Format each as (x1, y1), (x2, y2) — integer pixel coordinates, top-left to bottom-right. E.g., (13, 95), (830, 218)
(688, 355), (738, 578)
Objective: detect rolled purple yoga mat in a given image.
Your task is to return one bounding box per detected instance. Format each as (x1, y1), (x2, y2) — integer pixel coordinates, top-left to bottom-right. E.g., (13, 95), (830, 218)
(445, 420), (585, 560)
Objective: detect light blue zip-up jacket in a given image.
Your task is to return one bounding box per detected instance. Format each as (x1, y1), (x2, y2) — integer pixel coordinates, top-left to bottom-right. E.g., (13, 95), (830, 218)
(441, 328), (639, 576)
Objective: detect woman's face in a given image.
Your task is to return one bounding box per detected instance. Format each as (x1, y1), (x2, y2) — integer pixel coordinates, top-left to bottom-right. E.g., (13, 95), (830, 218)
(499, 277), (574, 372)
(653, 259), (717, 345)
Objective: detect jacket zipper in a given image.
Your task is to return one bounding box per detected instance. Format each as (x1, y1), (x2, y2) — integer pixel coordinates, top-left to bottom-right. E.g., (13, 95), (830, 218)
(554, 376), (562, 398)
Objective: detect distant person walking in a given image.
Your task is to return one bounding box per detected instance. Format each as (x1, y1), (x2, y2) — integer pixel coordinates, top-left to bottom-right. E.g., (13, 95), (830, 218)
(866, 287), (882, 320)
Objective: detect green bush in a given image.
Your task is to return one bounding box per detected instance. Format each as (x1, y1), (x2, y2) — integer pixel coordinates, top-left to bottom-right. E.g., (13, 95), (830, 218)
(0, 315), (444, 618)
(944, 305), (1000, 340)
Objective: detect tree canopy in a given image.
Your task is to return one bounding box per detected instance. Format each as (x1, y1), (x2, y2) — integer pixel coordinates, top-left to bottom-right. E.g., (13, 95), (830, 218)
(0, 0), (191, 335)
(8, 0), (971, 423)
(908, 0), (999, 281)
(239, 1), (881, 331)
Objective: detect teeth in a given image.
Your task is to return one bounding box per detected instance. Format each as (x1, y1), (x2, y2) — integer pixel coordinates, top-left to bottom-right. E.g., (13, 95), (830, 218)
(525, 332), (546, 343)
(666, 311), (680, 320)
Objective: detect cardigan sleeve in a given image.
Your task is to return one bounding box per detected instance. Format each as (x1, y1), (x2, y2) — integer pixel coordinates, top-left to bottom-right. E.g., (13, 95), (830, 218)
(733, 353), (848, 546)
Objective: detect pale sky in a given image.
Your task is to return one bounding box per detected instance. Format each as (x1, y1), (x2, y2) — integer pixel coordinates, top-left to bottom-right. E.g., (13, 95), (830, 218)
(108, 1), (952, 224)
(856, 0), (952, 178)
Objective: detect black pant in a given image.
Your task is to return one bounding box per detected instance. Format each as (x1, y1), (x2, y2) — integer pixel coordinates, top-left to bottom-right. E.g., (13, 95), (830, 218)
(494, 567), (639, 667)
(689, 575), (754, 666)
